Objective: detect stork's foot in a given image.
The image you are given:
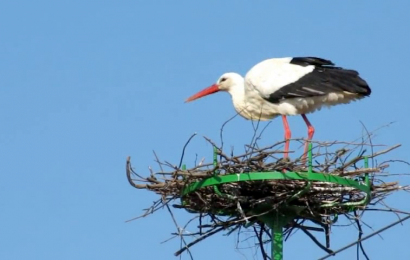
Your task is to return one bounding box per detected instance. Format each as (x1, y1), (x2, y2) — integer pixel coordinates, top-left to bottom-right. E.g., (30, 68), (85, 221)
(277, 157), (291, 173)
(301, 154), (308, 165)
(280, 157), (291, 163)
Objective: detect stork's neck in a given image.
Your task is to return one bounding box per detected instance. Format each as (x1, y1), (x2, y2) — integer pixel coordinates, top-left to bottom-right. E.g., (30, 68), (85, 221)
(227, 77), (246, 111)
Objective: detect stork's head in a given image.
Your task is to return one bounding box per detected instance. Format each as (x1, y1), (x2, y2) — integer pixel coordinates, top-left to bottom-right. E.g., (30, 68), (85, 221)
(185, 73), (244, 103)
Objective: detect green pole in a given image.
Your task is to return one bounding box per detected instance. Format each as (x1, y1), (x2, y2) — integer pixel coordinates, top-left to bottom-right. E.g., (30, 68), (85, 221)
(272, 216), (284, 260)
(260, 213), (284, 260)
(308, 142), (313, 174)
(364, 156), (369, 186)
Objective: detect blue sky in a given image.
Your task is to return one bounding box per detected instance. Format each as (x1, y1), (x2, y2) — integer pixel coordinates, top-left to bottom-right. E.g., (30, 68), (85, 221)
(1, 1), (409, 259)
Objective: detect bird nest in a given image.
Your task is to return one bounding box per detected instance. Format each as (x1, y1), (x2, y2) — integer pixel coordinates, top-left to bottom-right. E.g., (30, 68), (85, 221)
(127, 126), (409, 258)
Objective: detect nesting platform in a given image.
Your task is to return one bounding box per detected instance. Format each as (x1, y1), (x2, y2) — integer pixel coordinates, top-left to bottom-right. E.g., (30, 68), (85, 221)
(127, 137), (407, 259)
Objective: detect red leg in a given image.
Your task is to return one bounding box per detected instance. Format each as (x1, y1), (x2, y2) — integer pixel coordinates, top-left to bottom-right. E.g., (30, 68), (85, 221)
(282, 115), (291, 159)
(301, 114), (315, 162)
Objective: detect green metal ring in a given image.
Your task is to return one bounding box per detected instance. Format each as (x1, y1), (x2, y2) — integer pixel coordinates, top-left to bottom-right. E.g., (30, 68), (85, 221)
(182, 171), (370, 196)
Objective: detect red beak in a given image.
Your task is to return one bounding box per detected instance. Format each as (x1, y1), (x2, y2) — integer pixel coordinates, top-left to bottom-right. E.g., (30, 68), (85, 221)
(185, 84), (220, 103)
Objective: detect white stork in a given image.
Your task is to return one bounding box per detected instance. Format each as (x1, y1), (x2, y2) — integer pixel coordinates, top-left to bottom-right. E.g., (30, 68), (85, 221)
(185, 57), (371, 160)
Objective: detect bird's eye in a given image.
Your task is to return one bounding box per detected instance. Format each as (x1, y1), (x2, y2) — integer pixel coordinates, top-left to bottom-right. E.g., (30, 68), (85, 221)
(220, 77), (227, 82)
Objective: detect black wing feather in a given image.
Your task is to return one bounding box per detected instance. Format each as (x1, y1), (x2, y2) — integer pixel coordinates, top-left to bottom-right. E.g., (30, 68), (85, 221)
(290, 57), (335, 67)
(266, 57), (371, 103)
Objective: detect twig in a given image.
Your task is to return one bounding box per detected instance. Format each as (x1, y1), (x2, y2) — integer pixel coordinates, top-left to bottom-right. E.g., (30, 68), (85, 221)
(318, 215), (410, 260)
(178, 133), (197, 168)
(354, 210), (370, 260)
(174, 226), (226, 256)
(298, 222), (334, 255)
